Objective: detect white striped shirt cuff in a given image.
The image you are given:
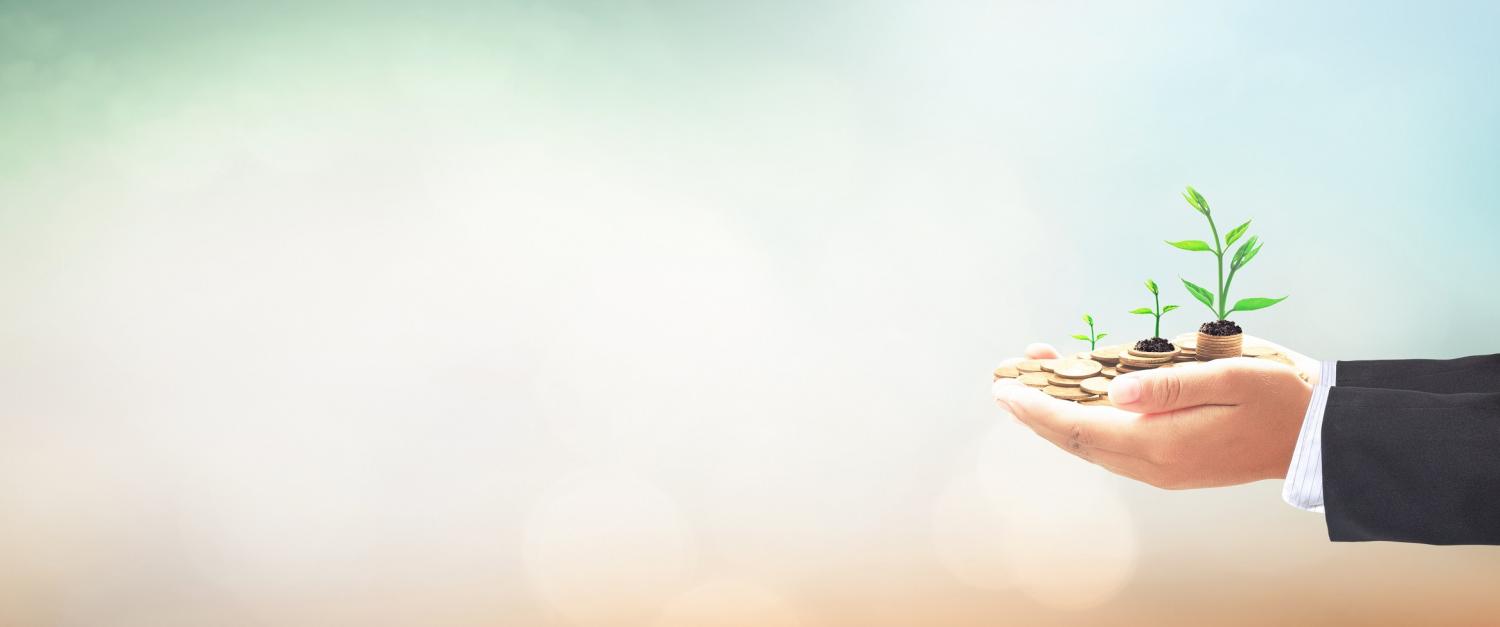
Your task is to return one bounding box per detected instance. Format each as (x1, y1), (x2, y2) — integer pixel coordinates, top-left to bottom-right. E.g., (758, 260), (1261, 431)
(1282, 360), (1337, 513)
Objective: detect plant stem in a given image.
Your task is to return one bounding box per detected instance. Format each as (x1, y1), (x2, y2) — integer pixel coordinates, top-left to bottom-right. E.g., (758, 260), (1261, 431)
(1205, 213), (1225, 319)
(1223, 265), (1238, 318)
(1088, 319), (1096, 350)
(1153, 290), (1161, 338)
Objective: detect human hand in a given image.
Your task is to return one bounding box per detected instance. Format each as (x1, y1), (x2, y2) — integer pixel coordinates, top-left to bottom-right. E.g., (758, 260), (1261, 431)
(992, 341), (1314, 489)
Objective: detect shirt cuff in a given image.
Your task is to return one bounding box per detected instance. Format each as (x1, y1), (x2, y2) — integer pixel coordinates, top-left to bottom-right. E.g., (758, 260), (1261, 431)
(1282, 360), (1336, 513)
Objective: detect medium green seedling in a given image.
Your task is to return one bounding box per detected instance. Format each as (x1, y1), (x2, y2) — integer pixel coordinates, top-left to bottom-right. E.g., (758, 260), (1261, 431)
(1071, 313), (1107, 350)
(1128, 279), (1179, 339)
(1166, 186), (1287, 322)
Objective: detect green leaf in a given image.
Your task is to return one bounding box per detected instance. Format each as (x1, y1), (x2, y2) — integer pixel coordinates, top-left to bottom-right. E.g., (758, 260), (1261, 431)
(1144, 278), (1158, 294)
(1230, 296), (1287, 313)
(1231, 235), (1257, 267)
(1083, 313), (1094, 325)
(1165, 239), (1213, 252)
(1233, 237), (1263, 271)
(1181, 191), (1203, 215)
(1128, 307), (1153, 315)
(1185, 186), (1210, 215)
(1181, 278), (1216, 312)
(1070, 334), (1091, 341)
(1161, 304), (1180, 313)
(1095, 333), (1108, 340)
(1243, 240), (1264, 268)
(1224, 219), (1251, 247)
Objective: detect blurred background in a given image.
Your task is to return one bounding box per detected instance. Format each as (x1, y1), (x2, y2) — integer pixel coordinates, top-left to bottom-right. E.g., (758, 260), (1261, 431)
(3, 1), (1499, 625)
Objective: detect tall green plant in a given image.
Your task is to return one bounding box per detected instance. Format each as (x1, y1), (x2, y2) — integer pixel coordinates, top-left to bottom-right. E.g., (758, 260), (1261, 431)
(1071, 313), (1107, 350)
(1128, 279), (1178, 339)
(1166, 186), (1287, 321)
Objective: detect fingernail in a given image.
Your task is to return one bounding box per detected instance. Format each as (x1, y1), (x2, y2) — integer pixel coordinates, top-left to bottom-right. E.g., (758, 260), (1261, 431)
(1110, 376), (1141, 404)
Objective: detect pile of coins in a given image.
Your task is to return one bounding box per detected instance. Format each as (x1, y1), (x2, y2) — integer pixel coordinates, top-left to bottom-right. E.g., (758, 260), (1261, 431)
(993, 337), (1311, 402)
(997, 357), (1115, 406)
(1170, 333), (1303, 376)
(1114, 344), (1195, 375)
(1183, 333), (1239, 360)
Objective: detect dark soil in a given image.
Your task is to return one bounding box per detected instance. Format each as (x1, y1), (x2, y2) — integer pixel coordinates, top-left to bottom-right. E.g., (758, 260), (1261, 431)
(1199, 319), (1243, 336)
(1134, 337), (1176, 353)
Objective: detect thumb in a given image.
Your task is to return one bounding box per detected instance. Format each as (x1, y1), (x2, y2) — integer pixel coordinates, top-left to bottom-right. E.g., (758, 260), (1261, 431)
(1025, 343), (1061, 359)
(1108, 360), (1251, 413)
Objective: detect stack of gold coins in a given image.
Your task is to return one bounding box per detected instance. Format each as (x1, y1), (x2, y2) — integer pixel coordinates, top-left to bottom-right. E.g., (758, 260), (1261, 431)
(1089, 345), (1123, 379)
(1171, 337), (1198, 362)
(1010, 359), (1051, 388)
(1195, 333), (1242, 360)
(1077, 376), (1113, 405)
(1171, 334), (1312, 381)
(1115, 346), (1179, 374)
(1041, 358), (1104, 402)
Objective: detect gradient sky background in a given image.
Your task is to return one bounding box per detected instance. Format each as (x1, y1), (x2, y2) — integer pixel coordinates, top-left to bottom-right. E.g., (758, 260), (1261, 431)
(3, 1), (1500, 626)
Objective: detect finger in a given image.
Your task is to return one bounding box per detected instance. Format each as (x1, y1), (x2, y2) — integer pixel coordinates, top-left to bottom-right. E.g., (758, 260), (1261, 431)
(1025, 343), (1061, 359)
(992, 382), (1151, 456)
(999, 394), (1188, 488)
(1108, 358), (1265, 413)
(1242, 335), (1322, 384)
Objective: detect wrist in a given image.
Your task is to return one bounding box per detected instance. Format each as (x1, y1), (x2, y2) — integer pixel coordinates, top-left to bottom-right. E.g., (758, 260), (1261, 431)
(1270, 378), (1315, 481)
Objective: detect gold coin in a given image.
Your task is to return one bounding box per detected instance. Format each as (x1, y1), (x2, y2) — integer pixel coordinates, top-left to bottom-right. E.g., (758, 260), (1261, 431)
(1078, 397), (1114, 406)
(1128, 347), (1179, 359)
(1042, 385), (1092, 401)
(1117, 355), (1170, 368)
(1040, 359), (1063, 373)
(1019, 372), (1050, 387)
(1242, 346), (1275, 358)
(1047, 374), (1082, 387)
(1196, 346), (1241, 359)
(1101, 366), (1119, 378)
(1051, 359), (1103, 379)
(1080, 376), (1111, 396)
(1071, 351), (1091, 360)
(1016, 360), (1045, 373)
(1173, 335), (1197, 350)
(1089, 346), (1122, 364)
(1198, 341), (1241, 349)
(993, 365), (1021, 380)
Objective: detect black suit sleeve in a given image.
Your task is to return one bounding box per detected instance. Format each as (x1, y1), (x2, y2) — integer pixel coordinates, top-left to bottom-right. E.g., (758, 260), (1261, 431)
(1337, 354), (1500, 394)
(1322, 385), (1500, 544)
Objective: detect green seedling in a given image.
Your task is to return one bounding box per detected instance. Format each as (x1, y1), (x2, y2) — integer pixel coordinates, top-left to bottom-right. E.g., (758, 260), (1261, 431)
(1128, 279), (1179, 339)
(1071, 313), (1107, 350)
(1166, 186), (1287, 322)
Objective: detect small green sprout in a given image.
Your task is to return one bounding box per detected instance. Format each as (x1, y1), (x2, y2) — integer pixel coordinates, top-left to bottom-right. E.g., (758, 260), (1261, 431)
(1166, 186), (1287, 321)
(1128, 278), (1179, 339)
(1071, 313), (1107, 350)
